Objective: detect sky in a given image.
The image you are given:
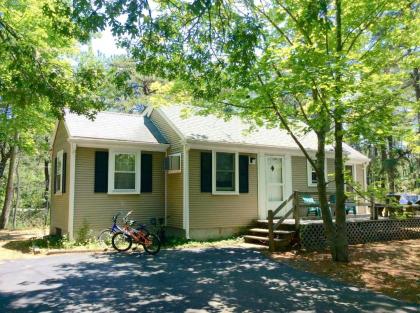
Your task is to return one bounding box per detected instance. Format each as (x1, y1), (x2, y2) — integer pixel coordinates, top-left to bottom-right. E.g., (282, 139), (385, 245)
(80, 28), (127, 57)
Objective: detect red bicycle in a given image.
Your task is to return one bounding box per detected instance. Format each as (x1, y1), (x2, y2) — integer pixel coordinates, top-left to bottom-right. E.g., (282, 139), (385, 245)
(111, 211), (161, 255)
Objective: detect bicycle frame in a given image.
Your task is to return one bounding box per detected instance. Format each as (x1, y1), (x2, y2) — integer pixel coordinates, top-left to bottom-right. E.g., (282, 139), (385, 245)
(119, 212), (153, 247)
(122, 224), (151, 245)
(109, 213), (123, 234)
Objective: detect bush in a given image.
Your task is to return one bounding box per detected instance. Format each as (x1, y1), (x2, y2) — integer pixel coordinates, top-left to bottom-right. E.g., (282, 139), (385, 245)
(75, 221), (95, 245)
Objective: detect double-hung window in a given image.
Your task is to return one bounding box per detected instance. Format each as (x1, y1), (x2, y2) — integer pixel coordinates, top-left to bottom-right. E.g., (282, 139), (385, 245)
(213, 151), (239, 194)
(55, 150), (63, 194)
(108, 150), (140, 194)
(307, 159), (328, 187)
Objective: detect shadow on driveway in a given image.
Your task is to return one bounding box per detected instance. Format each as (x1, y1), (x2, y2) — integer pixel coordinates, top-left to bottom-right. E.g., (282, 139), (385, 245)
(0, 248), (417, 312)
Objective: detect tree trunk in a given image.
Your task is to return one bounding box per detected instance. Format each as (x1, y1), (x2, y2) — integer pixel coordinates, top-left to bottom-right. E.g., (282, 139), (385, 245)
(44, 158), (50, 205)
(331, 0), (349, 262)
(316, 132), (340, 260)
(387, 136), (396, 193)
(380, 144), (389, 216)
(412, 68), (420, 133)
(334, 121), (349, 262)
(12, 156), (20, 230)
(0, 138), (18, 229)
(0, 144), (11, 179)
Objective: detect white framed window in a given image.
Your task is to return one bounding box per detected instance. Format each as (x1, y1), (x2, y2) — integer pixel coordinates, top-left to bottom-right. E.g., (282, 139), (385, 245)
(307, 159), (328, 187)
(55, 150), (63, 195)
(108, 149), (141, 194)
(167, 153), (181, 174)
(212, 151), (239, 195)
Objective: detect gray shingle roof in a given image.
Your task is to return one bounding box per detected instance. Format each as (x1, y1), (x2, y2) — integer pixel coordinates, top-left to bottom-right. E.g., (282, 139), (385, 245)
(159, 106), (369, 162)
(64, 111), (167, 144)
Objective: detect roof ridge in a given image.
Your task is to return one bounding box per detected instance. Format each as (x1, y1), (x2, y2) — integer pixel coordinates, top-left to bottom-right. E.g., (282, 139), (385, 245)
(98, 110), (144, 117)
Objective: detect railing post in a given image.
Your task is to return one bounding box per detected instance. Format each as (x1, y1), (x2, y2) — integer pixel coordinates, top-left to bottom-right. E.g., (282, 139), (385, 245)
(268, 209), (274, 252)
(293, 190), (300, 230)
(370, 195), (377, 220)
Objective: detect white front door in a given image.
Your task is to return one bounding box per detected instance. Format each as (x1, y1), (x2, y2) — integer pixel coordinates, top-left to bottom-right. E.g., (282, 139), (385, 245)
(265, 156), (284, 213)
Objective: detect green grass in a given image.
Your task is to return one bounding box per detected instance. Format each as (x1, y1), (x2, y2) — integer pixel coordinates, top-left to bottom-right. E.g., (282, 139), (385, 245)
(162, 235), (244, 249)
(2, 232), (245, 255)
(3, 234), (104, 253)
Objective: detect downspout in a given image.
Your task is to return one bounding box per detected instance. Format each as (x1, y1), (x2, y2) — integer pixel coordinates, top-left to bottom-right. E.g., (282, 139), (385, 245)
(164, 151), (168, 226)
(183, 144), (190, 239)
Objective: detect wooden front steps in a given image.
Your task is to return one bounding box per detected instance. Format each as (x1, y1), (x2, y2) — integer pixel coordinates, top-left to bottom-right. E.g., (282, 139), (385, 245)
(244, 220), (296, 250)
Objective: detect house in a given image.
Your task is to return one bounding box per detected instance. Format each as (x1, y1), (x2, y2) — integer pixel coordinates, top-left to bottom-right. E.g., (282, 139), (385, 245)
(50, 106), (369, 240)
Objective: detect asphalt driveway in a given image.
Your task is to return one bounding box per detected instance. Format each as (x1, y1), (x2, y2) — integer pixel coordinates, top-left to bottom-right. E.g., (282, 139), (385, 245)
(0, 248), (417, 312)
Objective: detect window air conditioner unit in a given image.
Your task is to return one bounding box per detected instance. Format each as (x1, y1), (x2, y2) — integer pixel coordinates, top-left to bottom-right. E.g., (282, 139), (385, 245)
(165, 154), (181, 173)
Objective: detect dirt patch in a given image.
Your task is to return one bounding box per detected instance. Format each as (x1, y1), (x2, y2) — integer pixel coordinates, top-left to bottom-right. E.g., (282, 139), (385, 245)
(0, 228), (49, 261)
(271, 239), (420, 303)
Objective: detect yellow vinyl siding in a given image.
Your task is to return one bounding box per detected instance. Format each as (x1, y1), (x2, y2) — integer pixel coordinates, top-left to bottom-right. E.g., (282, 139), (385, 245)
(355, 164), (368, 214)
(73, 147), (165, 234)
(291, 156), (336, 193)
(189, 149), (258, 229)
(50, 121), (70, 234)
(291, 156), (336, 217)
(149, 109), (184, 229)
(150, 109), (183, 154)
(355, 164), (365, 190)
(166, 172), (184, 229)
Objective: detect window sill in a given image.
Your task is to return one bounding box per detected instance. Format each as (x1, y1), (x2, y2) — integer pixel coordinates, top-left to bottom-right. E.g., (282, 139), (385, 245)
(168, 170), (181, 174)
(107, 190), (140, 195)
(212, 191), (239, 196)
(55, 191), (63, 196)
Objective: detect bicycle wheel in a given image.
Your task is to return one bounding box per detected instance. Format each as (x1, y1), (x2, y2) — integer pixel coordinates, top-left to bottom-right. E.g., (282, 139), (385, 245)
(112, 232), (132, 252)
(142, 233), (161, 255)
(97, 229), (113, 248)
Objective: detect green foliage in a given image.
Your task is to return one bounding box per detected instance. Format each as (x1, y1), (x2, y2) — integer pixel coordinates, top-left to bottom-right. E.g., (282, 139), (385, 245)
(11, 209), (48, 229)
(0, 0), (110, 227)
(0, 0), (107, 163)
(67, 0), (418, 149)
(75, 220), (94, 245)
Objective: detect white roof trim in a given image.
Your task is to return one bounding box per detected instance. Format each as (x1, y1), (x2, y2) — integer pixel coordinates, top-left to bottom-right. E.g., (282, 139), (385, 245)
(68, 137), (169, 152)
(187, 140), (335, 157)
(187, 139), (369, 163)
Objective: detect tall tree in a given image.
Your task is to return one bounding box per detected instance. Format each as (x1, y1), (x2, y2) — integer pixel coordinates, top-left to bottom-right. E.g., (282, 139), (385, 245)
(0, 0), (106, 228)
(69, 0), (417, 261)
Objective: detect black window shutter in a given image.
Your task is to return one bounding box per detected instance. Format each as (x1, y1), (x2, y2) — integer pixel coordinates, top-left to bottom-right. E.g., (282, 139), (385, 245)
(53, 157), (57, 194)
(94, 151), (108, 193)
(141, 153), (153, 192)
(62, 153), (67, 193)
(239, 155), (249, 193)
(201, 152), (212, 192)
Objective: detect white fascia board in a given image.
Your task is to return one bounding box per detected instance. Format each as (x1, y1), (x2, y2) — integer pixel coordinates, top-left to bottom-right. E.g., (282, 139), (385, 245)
(67, 137), (169, 152)
(187, 140), (336, 158)
(345, 158), (370, 165)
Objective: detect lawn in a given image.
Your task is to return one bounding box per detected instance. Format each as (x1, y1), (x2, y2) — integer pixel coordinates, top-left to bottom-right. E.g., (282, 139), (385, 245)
(270, 239), (420, 303)
(0, 228), (248, 261)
